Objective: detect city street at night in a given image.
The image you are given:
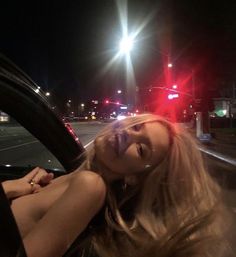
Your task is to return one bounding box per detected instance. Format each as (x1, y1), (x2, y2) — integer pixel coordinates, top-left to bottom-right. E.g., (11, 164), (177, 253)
(0, 0), (236, 256)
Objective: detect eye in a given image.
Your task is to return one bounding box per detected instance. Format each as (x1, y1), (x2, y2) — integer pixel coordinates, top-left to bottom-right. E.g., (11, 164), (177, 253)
(133, 124), (143, 131)
(136, 143), (144, 157)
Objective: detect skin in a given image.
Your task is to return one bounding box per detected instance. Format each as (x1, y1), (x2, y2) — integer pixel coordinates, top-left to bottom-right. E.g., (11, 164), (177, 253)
(2, 167), (54, 199)
(7, 121), (170, 257)
(11, 170), (106, 257)
(94, 121), (170, 181)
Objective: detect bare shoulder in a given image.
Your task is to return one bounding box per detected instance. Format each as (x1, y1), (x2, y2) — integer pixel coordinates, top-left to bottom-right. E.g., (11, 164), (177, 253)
(70, 170), (106, 205)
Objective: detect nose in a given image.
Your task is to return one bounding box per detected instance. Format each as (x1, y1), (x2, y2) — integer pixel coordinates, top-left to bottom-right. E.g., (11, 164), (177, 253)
(115, 128), (141, 155)
(117, 129), (135, 147)
(122, 127), (140, 143)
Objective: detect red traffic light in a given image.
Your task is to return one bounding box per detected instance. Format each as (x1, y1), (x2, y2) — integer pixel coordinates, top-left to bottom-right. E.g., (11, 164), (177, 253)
(104, 99), (110, 104)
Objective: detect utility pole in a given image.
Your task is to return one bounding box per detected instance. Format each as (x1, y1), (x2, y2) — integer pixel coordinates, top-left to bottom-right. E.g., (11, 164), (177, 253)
(230, 82), (236, 128)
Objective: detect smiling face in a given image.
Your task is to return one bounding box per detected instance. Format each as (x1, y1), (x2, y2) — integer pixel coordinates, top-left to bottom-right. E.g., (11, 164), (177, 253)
(94, 121), (170, 181)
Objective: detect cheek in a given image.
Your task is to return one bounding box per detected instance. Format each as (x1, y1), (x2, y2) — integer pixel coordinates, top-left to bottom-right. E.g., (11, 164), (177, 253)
(115, 148), (144, 173)
(94, 139), (144, 174)
(94, 136), (115, 163)
(94, 136), (107, 161)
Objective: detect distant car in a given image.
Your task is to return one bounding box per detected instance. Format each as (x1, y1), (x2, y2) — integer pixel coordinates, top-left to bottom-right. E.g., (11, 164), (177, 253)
(62, 116), (76, 122)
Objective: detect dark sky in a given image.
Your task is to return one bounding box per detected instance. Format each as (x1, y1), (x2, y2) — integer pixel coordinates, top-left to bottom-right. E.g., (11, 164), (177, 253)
(1, 0), (236, 108)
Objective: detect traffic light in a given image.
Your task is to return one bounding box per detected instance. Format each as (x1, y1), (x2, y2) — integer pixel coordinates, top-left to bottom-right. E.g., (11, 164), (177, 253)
(104, 99), (110, 104)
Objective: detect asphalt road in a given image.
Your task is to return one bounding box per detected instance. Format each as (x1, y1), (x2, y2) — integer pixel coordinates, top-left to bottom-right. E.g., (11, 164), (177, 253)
(0, 121), (235, 254)
(0, 122), (106, 170)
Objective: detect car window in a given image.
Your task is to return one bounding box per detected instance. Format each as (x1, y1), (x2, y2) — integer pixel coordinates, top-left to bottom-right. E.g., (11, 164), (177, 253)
(0, 111), (64, 171)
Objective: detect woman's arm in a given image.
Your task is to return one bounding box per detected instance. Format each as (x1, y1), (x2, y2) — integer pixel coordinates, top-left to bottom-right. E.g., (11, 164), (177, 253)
(23, 171), (106, 257)
(2, 167), (54, 199)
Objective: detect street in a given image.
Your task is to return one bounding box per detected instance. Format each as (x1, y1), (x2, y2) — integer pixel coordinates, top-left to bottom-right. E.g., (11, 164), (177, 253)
(0, 122), (107, 170)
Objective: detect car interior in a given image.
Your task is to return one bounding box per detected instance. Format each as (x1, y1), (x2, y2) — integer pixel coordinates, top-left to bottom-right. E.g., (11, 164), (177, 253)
(0, 55), (95, 257)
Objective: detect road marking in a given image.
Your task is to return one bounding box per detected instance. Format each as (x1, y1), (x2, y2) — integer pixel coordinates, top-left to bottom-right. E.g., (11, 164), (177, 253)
(84, 140), (93, 149)
(0, 135), (14, 138)
(0, 140), (38, 152)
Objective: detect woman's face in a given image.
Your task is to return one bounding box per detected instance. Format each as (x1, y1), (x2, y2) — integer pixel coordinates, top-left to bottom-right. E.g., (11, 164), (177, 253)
(94, 121), (170, 179)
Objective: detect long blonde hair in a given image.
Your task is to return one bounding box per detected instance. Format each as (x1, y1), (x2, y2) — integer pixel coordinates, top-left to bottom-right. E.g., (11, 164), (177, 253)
(80, 114), (231, 257)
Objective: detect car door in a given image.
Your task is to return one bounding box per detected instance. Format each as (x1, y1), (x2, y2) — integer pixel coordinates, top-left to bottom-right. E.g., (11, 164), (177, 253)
(0, 55), (86, 256)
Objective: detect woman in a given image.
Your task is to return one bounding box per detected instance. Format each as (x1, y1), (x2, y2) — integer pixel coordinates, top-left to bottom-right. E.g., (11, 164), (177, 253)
(5, 114), (231, 257)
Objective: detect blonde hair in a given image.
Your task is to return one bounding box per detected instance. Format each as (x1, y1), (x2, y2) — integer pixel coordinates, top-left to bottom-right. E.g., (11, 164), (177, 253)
(79, 114), (231, 257)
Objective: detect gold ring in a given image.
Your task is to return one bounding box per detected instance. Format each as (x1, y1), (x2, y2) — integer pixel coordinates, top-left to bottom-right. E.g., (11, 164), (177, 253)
(29, 180), (35, 187)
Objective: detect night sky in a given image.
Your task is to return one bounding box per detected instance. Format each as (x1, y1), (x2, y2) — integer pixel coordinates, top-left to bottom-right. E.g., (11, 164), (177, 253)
(1, 0), (236, 112)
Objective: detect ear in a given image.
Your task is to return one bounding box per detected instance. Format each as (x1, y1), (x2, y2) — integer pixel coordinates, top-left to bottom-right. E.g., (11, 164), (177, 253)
(124, 175), (138, 186)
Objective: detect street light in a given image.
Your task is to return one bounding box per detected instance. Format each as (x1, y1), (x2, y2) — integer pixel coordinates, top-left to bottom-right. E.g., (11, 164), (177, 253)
(99, 2), (152, 110)
(119, 36), (134, 55)
(117, 33), (137, 109)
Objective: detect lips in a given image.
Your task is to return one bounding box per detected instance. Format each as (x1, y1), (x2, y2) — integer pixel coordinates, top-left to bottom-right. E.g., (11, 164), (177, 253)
(108, 131), (128, 157)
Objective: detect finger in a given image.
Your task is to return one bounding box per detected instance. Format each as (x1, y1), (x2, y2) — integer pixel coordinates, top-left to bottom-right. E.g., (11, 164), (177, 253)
(28, 179), (37, 194)
(39, 173), (54, 185)
(24, 167), (40, 182)
(32, 168), (48, 184)
(32, 184), (41, 193)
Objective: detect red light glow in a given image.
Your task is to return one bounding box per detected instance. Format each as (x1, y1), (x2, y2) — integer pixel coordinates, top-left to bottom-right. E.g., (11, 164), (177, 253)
(168, 94), (179, 100)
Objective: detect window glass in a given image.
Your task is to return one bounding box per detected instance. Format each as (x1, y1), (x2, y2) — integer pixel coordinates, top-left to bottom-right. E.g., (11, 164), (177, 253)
(0, 111), (64, 171)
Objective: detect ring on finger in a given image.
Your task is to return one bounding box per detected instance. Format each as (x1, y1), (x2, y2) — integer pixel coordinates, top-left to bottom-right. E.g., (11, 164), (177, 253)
(29, 179), (36, 187)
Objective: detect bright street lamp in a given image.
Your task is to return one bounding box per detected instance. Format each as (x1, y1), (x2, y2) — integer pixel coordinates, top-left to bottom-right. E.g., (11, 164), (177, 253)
(119, 36), (134, 55)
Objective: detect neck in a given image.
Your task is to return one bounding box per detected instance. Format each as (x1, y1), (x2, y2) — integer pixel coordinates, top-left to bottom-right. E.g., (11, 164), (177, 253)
(93, 156), (123, 183)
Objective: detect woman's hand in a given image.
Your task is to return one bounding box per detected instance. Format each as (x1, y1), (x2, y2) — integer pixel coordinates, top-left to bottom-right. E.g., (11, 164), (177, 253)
(2, 167), (54, 199)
